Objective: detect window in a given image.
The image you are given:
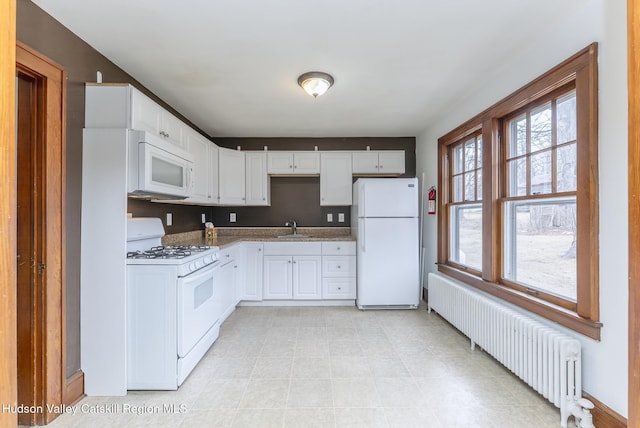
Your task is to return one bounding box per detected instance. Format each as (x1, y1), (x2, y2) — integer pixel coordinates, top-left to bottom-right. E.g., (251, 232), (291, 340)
(448, 132), (482, 272)
(502, 88), (578, 305)
(437, 44), (600, 339)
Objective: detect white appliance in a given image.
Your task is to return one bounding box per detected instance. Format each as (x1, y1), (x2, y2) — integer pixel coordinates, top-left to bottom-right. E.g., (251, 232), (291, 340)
(126, 217), (221, 390)
(127, 130), (194, 200)
(352, 178), (420, 309)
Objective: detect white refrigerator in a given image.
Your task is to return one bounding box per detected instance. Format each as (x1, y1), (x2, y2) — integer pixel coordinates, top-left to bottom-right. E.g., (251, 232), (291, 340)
(352, 178), (420, 309)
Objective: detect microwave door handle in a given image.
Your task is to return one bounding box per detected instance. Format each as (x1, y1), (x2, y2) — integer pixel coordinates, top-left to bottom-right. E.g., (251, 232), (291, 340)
(188, 166), (194, 192)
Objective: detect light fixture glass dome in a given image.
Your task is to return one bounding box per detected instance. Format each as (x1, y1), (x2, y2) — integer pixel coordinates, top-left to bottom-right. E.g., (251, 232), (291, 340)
(298, 72), (334, 98)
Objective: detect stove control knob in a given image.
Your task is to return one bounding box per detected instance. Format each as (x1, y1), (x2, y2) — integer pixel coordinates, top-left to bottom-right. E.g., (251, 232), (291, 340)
(189, 262), (197, 271)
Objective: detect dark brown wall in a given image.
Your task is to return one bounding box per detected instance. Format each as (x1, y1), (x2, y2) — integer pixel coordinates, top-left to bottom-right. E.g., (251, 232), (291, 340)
(212, 137), (416, 227)
(127, 200), (213, 233)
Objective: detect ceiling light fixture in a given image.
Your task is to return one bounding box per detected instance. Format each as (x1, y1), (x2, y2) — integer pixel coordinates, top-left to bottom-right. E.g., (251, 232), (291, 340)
(297, 71), (334, 98)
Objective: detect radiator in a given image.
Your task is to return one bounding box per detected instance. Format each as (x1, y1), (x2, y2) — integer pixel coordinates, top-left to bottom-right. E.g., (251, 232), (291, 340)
(427, 273), (594, 428)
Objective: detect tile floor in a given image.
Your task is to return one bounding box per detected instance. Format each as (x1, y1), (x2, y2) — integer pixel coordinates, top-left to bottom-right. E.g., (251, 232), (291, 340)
(43, 306), (566, 427)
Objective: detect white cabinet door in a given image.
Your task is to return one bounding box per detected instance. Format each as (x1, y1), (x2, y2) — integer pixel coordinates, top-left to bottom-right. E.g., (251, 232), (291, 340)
(293, 152), (320, 174)
(263, 256), (293, 299)
(320, 152), (353, 206)
(209, 145), (219, 203)
(131, 89), (162, 136)
(245, 152), (270, 206)
(292, 256), (322, 300)
(185, 131), (210, 203)
(131, 89), (186, 149)
(378, 151), (405, 175)
(242, 243), (263, 301)
(216, 261), (237, 323)
(160, 112), (186, 149)
(219, 148), (246, 205)
(267, 152), (294, 174)
(352, 152), (379, 174)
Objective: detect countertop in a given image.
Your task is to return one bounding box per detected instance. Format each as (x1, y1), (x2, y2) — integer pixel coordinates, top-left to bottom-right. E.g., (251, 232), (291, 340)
(162, 227), (355, 249)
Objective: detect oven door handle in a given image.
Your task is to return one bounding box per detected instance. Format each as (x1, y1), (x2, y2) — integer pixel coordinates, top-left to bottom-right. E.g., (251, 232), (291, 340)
(178, 261), (218, 283)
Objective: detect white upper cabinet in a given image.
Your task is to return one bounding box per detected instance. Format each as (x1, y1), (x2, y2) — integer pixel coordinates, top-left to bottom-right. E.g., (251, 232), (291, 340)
(218, 148), (246, 205)
(131, 89), (187, 149)
(84, 84), (189, 149)
(184, 130), (212, 203)
(209, 145), (219, 203)
(267, 151), (320, 175)
(245, 152), (270, 206)
(352, 150), (405, 175)
(320, 152), (353, 206)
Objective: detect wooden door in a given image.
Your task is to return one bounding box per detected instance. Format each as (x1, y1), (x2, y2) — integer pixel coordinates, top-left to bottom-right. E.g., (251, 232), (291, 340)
(15, 42), (73, 425)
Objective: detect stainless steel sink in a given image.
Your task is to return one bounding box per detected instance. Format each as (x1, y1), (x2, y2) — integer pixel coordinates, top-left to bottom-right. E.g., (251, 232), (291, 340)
(275, 234), (312, 239)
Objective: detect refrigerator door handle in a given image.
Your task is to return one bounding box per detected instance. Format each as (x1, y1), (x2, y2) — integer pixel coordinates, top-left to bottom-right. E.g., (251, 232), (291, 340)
(361, 219), (366, 253)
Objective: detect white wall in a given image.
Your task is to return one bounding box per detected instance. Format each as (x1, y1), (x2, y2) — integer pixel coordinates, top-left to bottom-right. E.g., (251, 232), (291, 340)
(416, 0), (628, 417)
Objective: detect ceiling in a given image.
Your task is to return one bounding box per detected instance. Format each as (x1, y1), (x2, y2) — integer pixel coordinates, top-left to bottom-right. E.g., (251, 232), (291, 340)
(32, 0), (585, 138)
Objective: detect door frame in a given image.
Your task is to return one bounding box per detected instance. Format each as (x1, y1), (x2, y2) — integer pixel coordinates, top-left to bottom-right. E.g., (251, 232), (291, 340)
(629, 0), (640, 426)
(15, 42), (73, 425)
(0, 1), (17, 426)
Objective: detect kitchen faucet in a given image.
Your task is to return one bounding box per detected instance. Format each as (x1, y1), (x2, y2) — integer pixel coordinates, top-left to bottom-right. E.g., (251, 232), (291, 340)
(285, 220), (297, 235)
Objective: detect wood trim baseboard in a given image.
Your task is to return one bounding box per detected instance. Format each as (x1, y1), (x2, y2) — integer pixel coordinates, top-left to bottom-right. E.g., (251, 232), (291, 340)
(583, 392), (627, 428)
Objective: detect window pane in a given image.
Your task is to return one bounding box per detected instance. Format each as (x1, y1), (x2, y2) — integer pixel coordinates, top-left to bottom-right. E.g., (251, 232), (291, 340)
(465, 139), (475, 172)
(477, 169), (483, 201)
(450, 204), (482, 271)
(530, 103), (552, 152)
(557, 143), (577, 192)
(476, 136), (482, 169)
(503, 199), (576, 300)
(530, 151), (552, 194)
(453, 145), (464, 174)
(508, 158), (527, 196)
(508, 115), (527, 158)
(465, 171), (476, 201)
(557, 91), (577, 144)
(453, 175), (463, 202)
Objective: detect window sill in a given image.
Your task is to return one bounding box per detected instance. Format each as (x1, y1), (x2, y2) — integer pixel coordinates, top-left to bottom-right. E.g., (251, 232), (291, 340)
(437, 264), (602, 340)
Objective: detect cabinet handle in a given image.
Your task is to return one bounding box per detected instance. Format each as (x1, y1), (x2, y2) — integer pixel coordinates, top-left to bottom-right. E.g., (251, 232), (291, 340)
(258, 248), (262, 252)
(289, 165), (293, 168)
(337, 246), (341, 250)
(288, 260), (292, 264)
(337, 265), (341, 269)
(294, 165), (297, 168)
(338, 287), (342, 290)
(262, 197), (266, 201)
(379, 165), (383, 169)
(242, 197), (246, 200)
(226, 254), (230, 258)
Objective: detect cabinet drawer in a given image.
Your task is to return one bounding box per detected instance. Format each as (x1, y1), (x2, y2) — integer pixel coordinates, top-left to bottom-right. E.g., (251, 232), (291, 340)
(321, 241), (356, 255)
(322, 278), (356, 299)
(322, 256), (355, 277)
(263, 242), (322, 256)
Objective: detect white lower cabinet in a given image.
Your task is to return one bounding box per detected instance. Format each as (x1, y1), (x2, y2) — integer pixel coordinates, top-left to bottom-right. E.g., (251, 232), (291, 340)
(242, 243), (264, 301)
(321, 242), (356, 299)
(258, 241), (354, 302)
(292, 256), (322, 299)
(263, 256), (293, 299)
(262, 242), (323, 300)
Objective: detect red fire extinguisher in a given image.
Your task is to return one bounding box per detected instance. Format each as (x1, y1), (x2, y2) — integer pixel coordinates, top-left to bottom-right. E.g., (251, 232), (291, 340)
(428, 186), (437, 215)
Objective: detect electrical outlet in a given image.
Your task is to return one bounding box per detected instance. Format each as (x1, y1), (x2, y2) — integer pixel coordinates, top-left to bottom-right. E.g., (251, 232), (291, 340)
(338, 213), (345, 223)
(327, 213), (333, 222)
(201, 213), (206, 223)
(230, 213), (237, 223)
(166, 213), (173, 226)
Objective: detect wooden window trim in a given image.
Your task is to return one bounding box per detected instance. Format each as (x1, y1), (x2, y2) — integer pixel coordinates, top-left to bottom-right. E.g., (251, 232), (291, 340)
(437, 43), (600, 340)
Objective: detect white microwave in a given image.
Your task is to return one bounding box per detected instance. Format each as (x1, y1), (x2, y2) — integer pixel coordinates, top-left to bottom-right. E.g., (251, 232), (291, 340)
(127, 131), (194, 200)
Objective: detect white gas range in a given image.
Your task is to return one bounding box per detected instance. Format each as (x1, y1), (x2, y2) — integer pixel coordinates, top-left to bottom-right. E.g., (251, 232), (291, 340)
(126, 218), (222, 390)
